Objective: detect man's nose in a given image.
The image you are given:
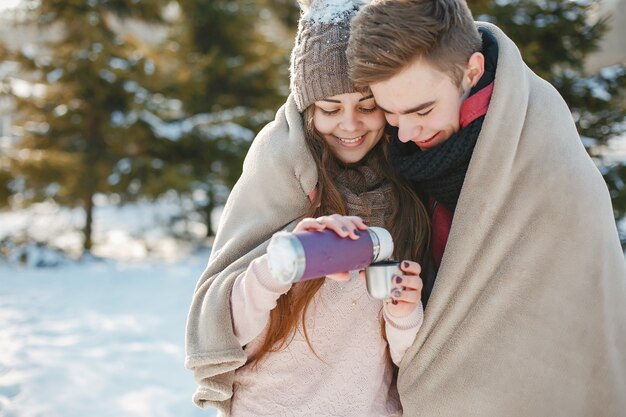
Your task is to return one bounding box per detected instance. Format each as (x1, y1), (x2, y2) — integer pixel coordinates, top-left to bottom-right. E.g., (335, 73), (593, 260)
(397, 120), (421, 143)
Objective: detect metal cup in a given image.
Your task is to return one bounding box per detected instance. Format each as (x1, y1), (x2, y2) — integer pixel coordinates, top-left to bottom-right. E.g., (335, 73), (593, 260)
(365, 260), (402, 300)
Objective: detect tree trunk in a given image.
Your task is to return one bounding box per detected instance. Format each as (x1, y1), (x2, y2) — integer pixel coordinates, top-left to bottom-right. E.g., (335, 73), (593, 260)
(83, 193), (94, 252)
(83, 106), (101, 253)
(205, 199), (215, 238)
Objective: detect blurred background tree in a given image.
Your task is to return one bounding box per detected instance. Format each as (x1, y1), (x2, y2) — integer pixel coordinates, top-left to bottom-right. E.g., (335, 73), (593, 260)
(140, 0), (295, 237)
(0, 0), (298, 251)
(467, 0), (626, 242)
(0, 0), (171, 251)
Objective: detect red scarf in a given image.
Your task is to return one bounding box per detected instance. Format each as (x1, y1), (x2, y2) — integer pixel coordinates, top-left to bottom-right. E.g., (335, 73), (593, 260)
(431, 82), (494, 268)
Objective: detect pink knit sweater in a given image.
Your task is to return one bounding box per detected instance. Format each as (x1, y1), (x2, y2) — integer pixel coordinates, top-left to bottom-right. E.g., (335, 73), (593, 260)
(229, 254), (423, 416)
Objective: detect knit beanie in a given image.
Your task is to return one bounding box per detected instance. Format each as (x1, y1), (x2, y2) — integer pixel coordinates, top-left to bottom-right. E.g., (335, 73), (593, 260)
(290, 0), (364, 112)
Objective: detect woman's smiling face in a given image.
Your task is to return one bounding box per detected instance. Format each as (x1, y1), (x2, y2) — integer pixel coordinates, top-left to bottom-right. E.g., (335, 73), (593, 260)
(313, 92), (386, 164)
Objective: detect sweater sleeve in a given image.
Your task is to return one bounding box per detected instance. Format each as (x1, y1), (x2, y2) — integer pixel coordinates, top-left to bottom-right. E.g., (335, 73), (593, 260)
(231, 254), (293, 346)
(383, 303), (424, 366)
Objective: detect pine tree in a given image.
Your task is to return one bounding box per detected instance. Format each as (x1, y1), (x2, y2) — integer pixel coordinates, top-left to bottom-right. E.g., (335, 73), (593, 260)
(0, 0), (170, 252)
(468, 0), (626, 242)
(147, 0), (292, 236)
(261, 0), (300, 32)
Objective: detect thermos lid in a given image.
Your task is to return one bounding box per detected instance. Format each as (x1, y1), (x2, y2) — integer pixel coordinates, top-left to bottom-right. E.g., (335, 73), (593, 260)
(369, 226), (394, 262)
(267, 231), (305, 284)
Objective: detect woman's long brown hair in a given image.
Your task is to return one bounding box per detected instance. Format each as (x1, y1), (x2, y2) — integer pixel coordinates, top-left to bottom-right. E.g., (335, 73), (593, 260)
(250, 106), (430, 366)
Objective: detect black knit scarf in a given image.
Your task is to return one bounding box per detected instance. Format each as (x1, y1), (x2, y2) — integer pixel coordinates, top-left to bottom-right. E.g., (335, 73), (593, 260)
(388, 29), (498, 212)
(388, 117), (484, 211)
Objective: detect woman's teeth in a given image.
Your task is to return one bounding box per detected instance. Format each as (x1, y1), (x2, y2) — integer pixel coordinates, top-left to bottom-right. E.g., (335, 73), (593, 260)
(337, 135), (362, 144)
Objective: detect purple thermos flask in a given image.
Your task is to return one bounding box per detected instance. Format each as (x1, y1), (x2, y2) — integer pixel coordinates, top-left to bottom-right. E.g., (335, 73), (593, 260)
(266, 227), (394, 284)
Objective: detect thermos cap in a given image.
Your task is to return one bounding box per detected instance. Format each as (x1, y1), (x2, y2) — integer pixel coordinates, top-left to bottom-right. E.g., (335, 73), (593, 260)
(267, 231), (305, 284)
(369, 226), (394, 262)
(365, 260), (402, 299)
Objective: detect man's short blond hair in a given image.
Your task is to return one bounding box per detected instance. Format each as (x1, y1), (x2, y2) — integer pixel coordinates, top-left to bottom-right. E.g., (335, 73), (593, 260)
(347, 0), (482, 89)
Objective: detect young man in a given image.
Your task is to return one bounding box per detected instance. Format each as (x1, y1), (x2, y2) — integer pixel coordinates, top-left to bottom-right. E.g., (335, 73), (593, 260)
(347, 0), (626, 416)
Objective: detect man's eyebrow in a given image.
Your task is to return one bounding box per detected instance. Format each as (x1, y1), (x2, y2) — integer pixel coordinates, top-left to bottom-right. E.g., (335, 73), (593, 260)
(377, 100), (436, 114)
(359, 94), (374, 102)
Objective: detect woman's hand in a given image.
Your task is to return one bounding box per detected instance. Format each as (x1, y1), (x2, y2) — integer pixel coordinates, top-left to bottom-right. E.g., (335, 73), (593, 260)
(293, 214), (367, 238)
(385, 260), (423, 317)
(293, 214), (368, 282)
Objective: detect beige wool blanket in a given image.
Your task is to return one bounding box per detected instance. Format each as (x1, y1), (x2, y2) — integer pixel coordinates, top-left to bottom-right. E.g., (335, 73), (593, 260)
(395, 22), (626, 416)
(185, 94), (318, 415)
(185, 22), (626, 416)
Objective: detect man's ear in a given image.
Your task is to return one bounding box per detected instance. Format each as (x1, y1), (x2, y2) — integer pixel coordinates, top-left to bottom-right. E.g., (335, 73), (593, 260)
(462, 52), (485, 91)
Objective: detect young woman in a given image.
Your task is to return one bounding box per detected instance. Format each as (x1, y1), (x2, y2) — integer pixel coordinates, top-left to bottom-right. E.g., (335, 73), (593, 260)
(185, 1), (430, 415)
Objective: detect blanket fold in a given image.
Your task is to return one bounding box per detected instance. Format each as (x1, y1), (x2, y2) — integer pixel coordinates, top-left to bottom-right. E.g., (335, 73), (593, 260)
(184, 94), (317, 415)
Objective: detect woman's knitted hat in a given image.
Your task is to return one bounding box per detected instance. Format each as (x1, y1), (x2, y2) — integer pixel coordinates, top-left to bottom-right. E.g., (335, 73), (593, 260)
(290, 0), (365, 112)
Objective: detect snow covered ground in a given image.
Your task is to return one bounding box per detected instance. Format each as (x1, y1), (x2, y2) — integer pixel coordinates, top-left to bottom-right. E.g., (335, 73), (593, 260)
(0, 200), (218, 417)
